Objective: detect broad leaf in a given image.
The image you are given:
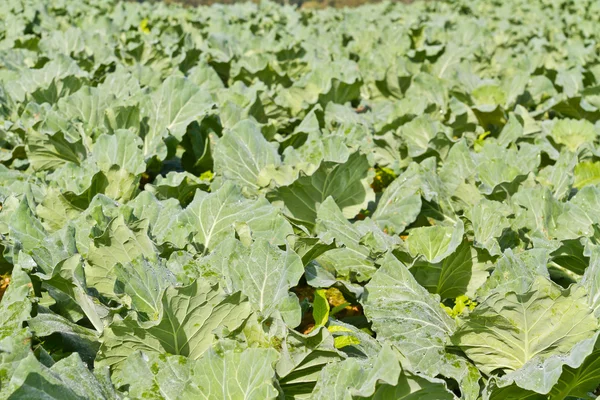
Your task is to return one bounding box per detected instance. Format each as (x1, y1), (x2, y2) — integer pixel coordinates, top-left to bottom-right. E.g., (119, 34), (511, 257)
(406, 219), (464, 264)
(273, 152), (375, 230)
(453, 277), (598, 393)
(5, 353), (115, 399)
(470, 199), (512, 256)
(97, 281), (251, 367)
(363, 253), (455, 375)
(86, 215), (156, 299)
(311, 345), (401, 399)
(141, 76), (214, 160)
(209, 238), (304, 318)
(114, 256), (175, 323)
(178, 182), (293, 251)
(214, 119), (281, 190)
(551, 119), (596, 152)
(372, 163), (423, 235)
(184, 344), (279, 400)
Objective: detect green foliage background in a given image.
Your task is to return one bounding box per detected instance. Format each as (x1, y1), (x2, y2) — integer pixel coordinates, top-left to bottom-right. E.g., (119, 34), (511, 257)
(1, 0), (600, 398)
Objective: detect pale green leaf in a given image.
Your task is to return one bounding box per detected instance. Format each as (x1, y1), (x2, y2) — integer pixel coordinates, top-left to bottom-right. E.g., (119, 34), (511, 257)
(453, 277), (599, 392)
(0, 261), (32, 329)
(397, 115), (441, 158)
(311, 345), (401, 400)
(574, 161), (600, 189)
(372, 163), (423, 235)
(141, 76), (214, 160)
(478, 249), (550, 298)
(549, 341), (600, 400)
(214, 119), (281, 191)
(184, 344), (279, 400)
(471, 199), (512, 256)
(406, 219), (464, 263)
(551, 119), (596, 152)
(363, 253), (455, 375)
(97, 281), (251, 367)
(86, 215), (156, 300)
(5, 353), (115, 400)
(179, 182), (292, 251)
(273, 152), (375, 230)
(114, 256), (175, 323)
(582, 245), (600, 318)
(111, 352), (192, 400)
(212, 238), (304, 318)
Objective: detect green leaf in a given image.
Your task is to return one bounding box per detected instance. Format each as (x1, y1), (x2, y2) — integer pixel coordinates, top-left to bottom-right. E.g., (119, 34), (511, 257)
(184, 344), (279, 400)
(0, 261), (32, 329)
(210, 238), (304, 318)
(25, 130), (87, 172)
(111, 352), (193, 400)
(141, 76), (214, 160)
(551, 119), (596, 152)
(512, 186), (592, 243)
(275, 327), (342, 395)
(453, 277), (599, 393)
(406, 219), (464, 264)
(316, 197), (369, 251)
(54, 86), (113, 136)
(372, 163), (423, 235)
(483, 381), (546, 400)
(27, 313), (100, 366)
(536, 150), (577, 200)
(5, 353), (115, 399)
(8, 196), (46, 254)
(410, 240), (489, 299)
(214, 119), (281, 191)
(471, 199), (512, 256)
(86, 215), (156, 300)
(97, 280), (251, 367)
(92, 130), (145, 201)
(475, 143), (540, 195)
(371, 370), (455, 399)
(92, 130), (146, 173)
(273, 152), (375, 230)
(439, 139), (476, 193)
(179, 182), (292, 251)
(472, 84), (507, 109)
(0, 328), (32, 399)
(311, 345), (401, 399)
(556, 68), (583, 98)
(363, 253), (455, 375)
(42, 255), (104, 332)
(436, 353), (482, 400)
(144, 171), (209, 206)
(314, 197), (378, 281)
(397, 115), (443, 158)
(44, 160), (106, 205)
(549, 340), (600, 400)
(114, 256), (174, 323)
(574, 161), (600, 189)
(478, 249), (550, 298)
(126, 192), (188, 248)
(4, 55), (86, 103)
(313, 289), (330, 328)
(406, 73), (448, 111)
(334, 335), (360, 349)
(571, 185), (600, 227)
(497, 113), (524, 147)
(582, 245), (600, 318)
(292, 237), (337, 267)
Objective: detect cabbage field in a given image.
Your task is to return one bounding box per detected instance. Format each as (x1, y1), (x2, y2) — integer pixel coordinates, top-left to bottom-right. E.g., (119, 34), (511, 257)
(1, 0), (600, 398)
